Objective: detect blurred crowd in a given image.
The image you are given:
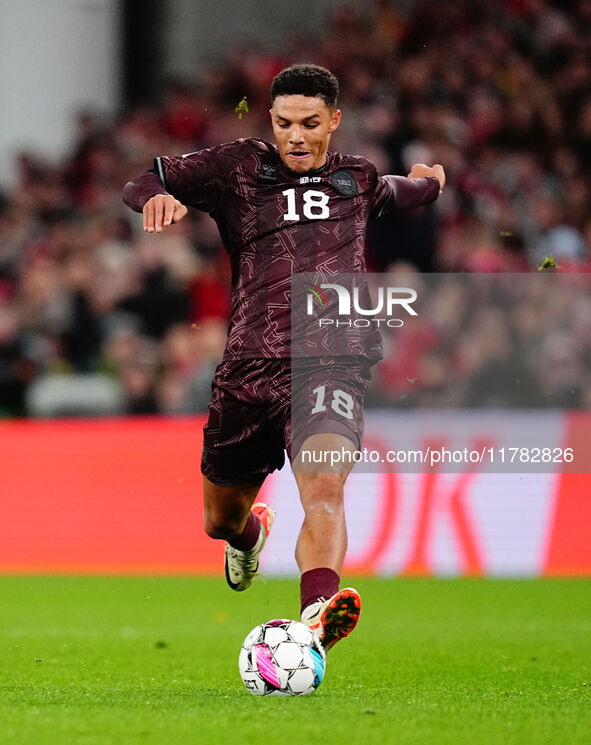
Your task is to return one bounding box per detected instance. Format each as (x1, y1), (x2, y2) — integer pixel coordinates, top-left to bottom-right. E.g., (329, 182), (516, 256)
(372, 270), (591, 409)
(1, 0), (590, 417)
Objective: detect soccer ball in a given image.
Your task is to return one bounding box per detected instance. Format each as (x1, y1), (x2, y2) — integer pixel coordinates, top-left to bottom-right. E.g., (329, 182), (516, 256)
(238, 619), (326, 696)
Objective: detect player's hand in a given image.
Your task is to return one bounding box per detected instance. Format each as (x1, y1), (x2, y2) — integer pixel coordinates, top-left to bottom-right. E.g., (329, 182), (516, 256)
(143, 194), (188, 233)
(407, 163), (446, 193)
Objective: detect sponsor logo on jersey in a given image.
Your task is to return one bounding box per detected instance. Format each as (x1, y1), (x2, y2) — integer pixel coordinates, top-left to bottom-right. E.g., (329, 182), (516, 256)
(258, 163), (278, 182)
(299, 176), (322, 184)
(330, 169), (358, 196)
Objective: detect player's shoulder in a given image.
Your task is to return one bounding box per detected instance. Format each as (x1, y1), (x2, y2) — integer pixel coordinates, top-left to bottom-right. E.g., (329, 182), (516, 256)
(213, 137), (273, 154)
(174, 137), (274, 165)
(238, 137), (277, 155)
(216, 138), (278, 178)
(332, 152), (376, 171)
(329, 152), (378, 192)
(207, 137), (276, 162)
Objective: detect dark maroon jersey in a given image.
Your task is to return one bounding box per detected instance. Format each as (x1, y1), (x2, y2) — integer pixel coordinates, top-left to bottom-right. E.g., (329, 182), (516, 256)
(123, 137), (439, 360)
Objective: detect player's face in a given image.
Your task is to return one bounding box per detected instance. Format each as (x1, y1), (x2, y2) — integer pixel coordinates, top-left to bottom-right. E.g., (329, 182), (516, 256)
(270, 95), (341, 173)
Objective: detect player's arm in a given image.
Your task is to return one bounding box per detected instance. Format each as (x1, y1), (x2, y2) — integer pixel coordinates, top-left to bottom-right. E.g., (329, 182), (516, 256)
(371, 163), (445, 217)
(123, 144), (231, 232)
(407, 163), (445, 192)
(122, 169), (188, 233)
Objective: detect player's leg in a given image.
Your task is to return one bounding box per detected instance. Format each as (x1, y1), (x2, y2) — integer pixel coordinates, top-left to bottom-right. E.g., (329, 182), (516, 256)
(292, 433), (361, 651)
(202, 475), (263, 541)
(292, 433), (354, 574)
(203, 475), (275, 591)
(201, 360), (285, 591)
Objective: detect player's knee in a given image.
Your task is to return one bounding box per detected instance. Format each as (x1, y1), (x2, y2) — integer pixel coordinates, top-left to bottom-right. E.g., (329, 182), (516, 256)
(300, 473), (345, 509)
(203, 513), (241, 541)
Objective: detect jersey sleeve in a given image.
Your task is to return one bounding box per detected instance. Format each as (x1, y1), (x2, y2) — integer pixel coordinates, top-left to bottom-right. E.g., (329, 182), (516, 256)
(154, 143), (230, 213)
(371, 175), (440, 217)
(122, 169), (168, 213)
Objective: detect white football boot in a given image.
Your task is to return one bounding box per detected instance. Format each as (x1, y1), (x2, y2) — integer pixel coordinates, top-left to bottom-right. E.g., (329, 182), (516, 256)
(224, 503), (275, 592)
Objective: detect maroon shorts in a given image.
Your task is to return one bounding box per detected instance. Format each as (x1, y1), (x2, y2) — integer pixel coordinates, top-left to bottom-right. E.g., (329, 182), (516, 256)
(201, 357), (371, 487)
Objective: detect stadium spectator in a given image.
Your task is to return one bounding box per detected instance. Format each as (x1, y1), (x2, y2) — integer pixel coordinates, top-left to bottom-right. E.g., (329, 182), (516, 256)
(1, 0), (590, 416)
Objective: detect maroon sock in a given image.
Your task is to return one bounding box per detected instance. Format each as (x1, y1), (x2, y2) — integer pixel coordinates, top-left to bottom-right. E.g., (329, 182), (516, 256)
(300, 568), (340, 615)
(228, 511), (261, 551)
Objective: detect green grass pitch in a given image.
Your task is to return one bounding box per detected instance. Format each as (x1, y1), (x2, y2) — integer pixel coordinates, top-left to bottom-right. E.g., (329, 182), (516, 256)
(1, 576), (589, 745)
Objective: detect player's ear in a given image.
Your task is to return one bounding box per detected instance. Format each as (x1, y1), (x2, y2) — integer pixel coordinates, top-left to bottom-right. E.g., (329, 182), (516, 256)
(328, 108), (341, 133)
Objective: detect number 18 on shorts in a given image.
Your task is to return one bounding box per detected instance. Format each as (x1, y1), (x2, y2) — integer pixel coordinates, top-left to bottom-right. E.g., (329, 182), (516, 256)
(290, 357), (371, 473)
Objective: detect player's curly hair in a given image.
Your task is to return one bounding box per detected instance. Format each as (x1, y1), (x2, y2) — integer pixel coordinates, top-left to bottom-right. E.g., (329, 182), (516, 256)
(270, 64), (339, 108)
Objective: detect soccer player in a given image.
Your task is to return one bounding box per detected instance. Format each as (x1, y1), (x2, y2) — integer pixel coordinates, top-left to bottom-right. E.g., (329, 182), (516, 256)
(123, 64), (444, 651)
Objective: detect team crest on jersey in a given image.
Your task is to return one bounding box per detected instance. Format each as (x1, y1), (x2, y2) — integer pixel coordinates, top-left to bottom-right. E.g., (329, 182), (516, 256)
(330, 169), (358, 196)
(258, 163), (278, 182)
